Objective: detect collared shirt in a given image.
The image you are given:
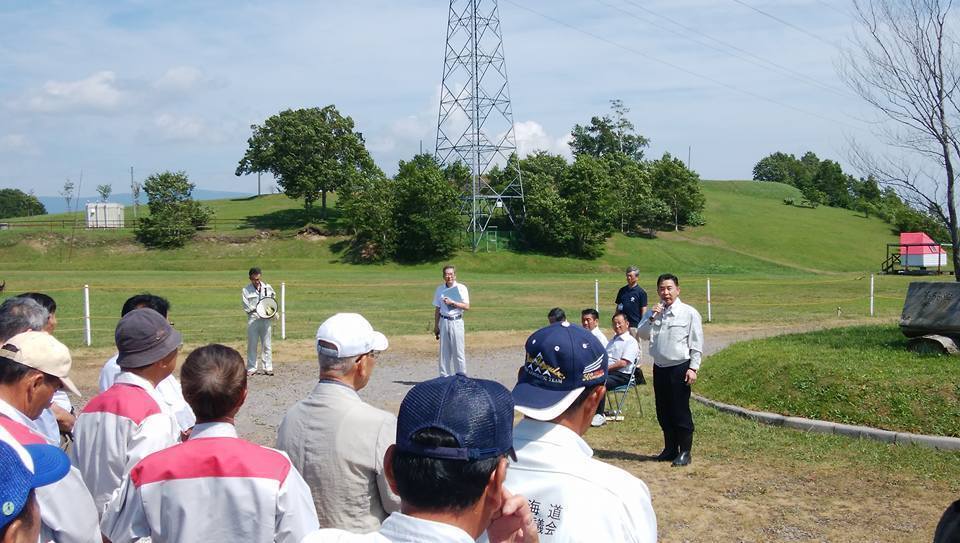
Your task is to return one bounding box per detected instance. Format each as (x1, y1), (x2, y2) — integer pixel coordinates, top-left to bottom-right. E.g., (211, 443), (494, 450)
(606, 331), (639, 375)
(301, 512), (475, 543)
(98, 353), (197, 431)
(0, 404), (101, 543)
(637, 298), (704, 370)
(277, 381), (400, 532)
(100, 422), (319, 543)
(71, 371), (180, 513)
(499, 418), (657, 543)
(432, 282), (470, 318)
(589, 326), (608, 346)
(243, 281), (276, 316)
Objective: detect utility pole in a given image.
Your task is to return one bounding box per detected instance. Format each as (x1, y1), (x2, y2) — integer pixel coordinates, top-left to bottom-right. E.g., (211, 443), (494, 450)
(436, 0), (525, 251)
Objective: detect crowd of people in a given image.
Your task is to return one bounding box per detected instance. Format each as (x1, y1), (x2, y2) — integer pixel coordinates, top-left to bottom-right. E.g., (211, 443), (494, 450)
(0, 265), (957, 542)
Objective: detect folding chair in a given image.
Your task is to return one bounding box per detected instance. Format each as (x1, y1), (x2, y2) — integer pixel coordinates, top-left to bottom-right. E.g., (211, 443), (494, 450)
(606, 366), (643, 422)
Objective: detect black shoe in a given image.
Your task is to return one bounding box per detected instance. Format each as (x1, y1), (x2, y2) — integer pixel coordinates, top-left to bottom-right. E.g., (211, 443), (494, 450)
(671, 451), (691, 467)
(654, 448), (677, 462)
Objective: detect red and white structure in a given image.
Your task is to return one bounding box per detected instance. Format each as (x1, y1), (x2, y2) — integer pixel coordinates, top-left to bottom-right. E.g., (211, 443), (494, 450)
(899, 232), (947, 268)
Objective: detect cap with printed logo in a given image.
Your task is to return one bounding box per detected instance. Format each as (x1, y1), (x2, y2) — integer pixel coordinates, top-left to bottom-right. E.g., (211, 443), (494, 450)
(0, 331), (81, 397)
(512, 321), (608, 421)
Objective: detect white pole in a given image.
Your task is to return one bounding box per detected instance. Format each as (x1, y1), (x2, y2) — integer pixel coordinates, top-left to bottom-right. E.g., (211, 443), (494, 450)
(281, 282), (287, 340)
(707, 278), (712, 323)
(594, 279), (599, 311)
(83, 284), (92, 346)
(870, 274), (875, 317)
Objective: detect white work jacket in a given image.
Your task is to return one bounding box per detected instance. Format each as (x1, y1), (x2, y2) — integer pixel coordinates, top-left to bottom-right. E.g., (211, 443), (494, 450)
(301, 512), (475, 543)
(243, 281), (276, 318)
(499, 418), (657, 543)
(100, 422), (319, 543)
(98, 353), (196, 431)
(637, 298), (704, 370)
(0, 408), (101, 543)
(71, 372), (180, 512)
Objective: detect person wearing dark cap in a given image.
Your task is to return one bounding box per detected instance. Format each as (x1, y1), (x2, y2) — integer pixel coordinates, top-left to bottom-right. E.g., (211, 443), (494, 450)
(508, 322), (656, 542)
(301, 374), (539, 543)
(935, 499), (960, 543)
(0, 332), (100, 542)
(0, 426), (73, 543)
(277, 313), (399, 532)
(70, 308), (181, 512)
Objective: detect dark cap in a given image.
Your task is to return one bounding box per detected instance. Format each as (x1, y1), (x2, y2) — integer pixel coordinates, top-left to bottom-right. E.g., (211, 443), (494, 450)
(396, 374), (515, 462)
(512, 321), (608, 421)
(115, 308), (182, 369)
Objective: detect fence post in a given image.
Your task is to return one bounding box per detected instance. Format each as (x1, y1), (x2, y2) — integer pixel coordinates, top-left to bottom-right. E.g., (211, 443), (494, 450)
(707, 278), (712, 323)
(281, 282), (287, 340)
(594, 279), (599, 311)
(870, 274), (875, 317)
(83, 285), (92, 346)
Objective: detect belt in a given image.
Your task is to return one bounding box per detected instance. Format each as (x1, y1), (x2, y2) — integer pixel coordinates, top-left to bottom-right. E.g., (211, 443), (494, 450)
(441, 314), (462, 321)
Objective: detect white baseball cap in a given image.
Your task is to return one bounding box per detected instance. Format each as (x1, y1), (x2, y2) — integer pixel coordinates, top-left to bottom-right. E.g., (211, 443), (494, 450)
(316, 313), (389, 358)
(0, 331), (81, 396)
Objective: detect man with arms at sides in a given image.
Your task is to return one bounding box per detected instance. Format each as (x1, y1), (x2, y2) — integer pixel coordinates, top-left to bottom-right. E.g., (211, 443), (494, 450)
(71, 309), (181, 512)
(0, 331), (100, 542)
(15, 293), (75, 442)
(276, 313), (399, 531)
(638, 273), (704, 467)
(97, 294), (195, 434)
(242, 267), (276, 376)
(506, 322), (657, 542)
(580, 308), (607, 346)
(432, 265), (470, 376)
(301, 374), (538, 543)
(0, 426), (74, 543)
(591, 312), (639, 428)
(101, 344), (319, 543)
(614, 266), (648, 338)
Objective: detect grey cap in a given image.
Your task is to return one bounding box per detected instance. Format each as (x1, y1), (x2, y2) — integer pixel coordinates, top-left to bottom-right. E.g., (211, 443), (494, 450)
(115, 308), (182, 369)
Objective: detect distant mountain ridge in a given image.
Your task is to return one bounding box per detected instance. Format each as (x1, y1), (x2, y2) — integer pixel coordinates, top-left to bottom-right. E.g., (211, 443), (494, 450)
(37, 189), (252, 214)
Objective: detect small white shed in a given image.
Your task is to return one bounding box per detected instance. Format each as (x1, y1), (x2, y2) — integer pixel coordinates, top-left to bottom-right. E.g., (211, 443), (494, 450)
(86, 202), (125, 228)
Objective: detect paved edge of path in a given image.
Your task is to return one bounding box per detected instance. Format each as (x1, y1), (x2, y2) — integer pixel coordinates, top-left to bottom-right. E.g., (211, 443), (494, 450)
(692, 394), (960, 451)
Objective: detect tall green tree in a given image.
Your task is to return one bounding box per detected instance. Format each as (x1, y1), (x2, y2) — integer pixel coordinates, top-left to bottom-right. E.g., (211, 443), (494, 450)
(570, 99), (650, 162)
(391, 154), (462, 262)
(0, 189), (45, 219)
(337, 173), (396, 263)
(648, 153), (706, 230)
(560, 154), (618, 257)
(235, 106), (379, 215)
(135, 171), (212, 248)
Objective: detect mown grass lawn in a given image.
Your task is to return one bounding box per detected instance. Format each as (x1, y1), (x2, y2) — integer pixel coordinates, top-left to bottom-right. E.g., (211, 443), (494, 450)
(698, 325), (960, 437)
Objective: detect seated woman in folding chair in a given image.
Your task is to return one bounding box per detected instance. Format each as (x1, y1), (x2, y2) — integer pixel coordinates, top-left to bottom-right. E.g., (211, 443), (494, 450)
(591, 312), (640, 427)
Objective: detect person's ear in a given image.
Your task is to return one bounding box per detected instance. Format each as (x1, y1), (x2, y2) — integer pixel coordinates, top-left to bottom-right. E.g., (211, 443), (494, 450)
(484, 457), (509, 510)
(584, 385), (606, 415)
(235, 385), (249, 411)
(383, 445), (400, 495)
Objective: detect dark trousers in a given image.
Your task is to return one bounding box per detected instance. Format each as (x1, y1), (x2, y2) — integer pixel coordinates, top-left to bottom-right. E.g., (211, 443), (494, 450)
(653, 362), (694, 438)
(596, 371), (632, 415)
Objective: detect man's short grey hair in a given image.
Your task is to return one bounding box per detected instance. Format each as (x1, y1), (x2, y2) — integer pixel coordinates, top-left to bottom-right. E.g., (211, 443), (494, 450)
(317, 351), (359, 374)
(625, 265), (639, 275)
(0, 297), (48, 342)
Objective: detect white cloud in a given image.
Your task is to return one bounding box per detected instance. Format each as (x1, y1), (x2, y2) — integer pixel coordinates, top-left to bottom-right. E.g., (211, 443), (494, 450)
(25, 71), (124, 113)
(152, 113), (221, 143)
(154, 66), (206, 93)
(513, 120), (572, 158)
(0, 134), (37, 155)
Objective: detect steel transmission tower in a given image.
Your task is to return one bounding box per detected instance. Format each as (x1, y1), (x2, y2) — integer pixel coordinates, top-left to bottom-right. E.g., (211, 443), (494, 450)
(436, 0), (524, 250)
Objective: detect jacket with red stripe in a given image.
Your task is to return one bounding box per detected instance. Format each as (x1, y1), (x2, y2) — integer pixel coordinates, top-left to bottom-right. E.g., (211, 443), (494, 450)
(0, 401), (100, 543)
(70, 372), (180, 512)
(100, 422), (319, 543)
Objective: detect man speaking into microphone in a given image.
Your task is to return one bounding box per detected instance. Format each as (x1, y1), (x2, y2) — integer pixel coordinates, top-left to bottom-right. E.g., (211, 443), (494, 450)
(637, 273), (703, 467)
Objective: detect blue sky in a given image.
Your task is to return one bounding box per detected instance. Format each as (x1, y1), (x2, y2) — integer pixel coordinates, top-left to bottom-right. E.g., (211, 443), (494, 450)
(0, 1), (878, 198)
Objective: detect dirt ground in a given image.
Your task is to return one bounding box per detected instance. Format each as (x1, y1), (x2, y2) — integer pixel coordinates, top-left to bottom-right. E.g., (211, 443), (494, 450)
(65, 324), (956, 542)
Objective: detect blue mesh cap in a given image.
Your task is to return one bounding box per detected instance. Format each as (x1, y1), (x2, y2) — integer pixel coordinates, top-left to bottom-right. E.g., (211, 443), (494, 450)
(512, 322), (608, 421)
(0, 439), (70, 530)
(396, 374), (516, 461)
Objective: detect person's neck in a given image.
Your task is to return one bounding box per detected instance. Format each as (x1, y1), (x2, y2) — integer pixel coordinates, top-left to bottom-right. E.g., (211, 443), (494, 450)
(0, 387), (29, 418)
(400, 504), (485, 539)
(318, 372), (358, 390)
(125, 367), (166, 388)
(196, 417), (235, 426)
(548, 409), (590, 437)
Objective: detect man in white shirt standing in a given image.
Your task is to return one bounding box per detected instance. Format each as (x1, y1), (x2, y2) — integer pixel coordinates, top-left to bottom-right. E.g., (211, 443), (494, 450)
(507, 322), (657, 542)
(638, 273), (704, 467)
(579, 308), (607, 346)
(301, 374), (538, 543)
(591, 312), (639, 428)
(277, 313), (400, 532)
(242, 267), (275, 376)
(432, 265), (470, 376)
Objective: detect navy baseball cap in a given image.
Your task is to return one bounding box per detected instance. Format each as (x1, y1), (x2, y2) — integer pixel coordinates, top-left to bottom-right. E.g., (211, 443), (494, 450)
(396, 374), (516, 462)
(0, 433), (70, 530)
(513, 321), (608, 421)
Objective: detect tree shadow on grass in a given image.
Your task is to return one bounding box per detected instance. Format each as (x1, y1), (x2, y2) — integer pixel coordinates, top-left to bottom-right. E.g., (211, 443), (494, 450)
(242, 207), (341, 230)
(593, 448), (661, 463)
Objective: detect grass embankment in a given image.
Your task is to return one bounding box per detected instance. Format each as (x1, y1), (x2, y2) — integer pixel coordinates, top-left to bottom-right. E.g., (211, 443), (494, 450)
(698, 325), (960, 437)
